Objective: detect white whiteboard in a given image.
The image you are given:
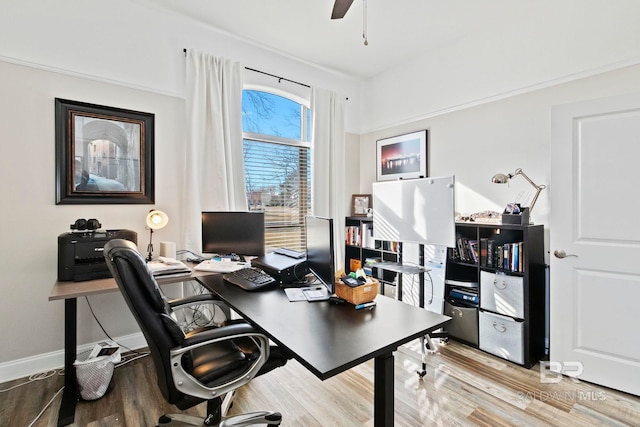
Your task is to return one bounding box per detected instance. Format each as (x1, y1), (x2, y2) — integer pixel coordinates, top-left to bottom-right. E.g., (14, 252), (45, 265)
(372, 176), (456, 247)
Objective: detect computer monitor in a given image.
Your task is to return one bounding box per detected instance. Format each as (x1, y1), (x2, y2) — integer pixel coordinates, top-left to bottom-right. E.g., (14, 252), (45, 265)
(305, 215), (335, 294)
(201, 211), (265, 257)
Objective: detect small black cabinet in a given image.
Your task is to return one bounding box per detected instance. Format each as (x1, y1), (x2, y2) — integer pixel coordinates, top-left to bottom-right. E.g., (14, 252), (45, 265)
(444, 221), (545, 368)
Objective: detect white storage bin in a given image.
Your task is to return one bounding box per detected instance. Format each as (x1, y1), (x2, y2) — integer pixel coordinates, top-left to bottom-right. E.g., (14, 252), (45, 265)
(480, 271), (524, 319)
(479, 310), (524, 364)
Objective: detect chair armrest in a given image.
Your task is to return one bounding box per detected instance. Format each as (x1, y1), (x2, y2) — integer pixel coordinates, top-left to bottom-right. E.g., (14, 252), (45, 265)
(182, 322), (259, 347)
(168, 294), (227, 310)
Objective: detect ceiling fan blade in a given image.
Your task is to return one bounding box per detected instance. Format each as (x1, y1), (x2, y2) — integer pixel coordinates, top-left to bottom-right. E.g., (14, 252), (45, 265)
(331, 0), (354, 19)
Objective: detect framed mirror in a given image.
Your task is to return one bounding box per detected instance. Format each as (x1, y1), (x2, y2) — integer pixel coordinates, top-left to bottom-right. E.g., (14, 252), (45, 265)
(55, 98), (154, 204)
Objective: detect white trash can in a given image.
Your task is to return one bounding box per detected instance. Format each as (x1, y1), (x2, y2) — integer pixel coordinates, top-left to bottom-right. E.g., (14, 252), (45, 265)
(73, 343), (121, 400)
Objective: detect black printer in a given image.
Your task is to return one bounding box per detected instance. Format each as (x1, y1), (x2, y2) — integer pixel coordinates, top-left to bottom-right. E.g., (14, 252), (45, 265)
(58, 229), (137, 282)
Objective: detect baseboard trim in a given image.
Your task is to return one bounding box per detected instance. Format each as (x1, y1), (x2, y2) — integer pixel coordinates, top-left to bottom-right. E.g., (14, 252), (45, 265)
(0, 333), (147, 383)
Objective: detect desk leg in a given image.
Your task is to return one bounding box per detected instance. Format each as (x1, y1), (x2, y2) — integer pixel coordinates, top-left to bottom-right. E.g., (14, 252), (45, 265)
(57, 297), (77, 427)
(374, 352), (394, 427)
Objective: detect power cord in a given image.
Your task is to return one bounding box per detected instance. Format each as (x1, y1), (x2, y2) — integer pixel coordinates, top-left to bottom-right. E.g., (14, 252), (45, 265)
(177, 249), (206, 263)
(175, 281), (225, 331)
(26, 386), (64, 427)
(0, 370), (65, 426)
(84, 296), (148, 356)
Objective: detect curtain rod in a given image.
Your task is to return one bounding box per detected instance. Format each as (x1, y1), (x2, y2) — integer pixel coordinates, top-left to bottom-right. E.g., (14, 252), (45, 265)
(183, 49), (310, 88)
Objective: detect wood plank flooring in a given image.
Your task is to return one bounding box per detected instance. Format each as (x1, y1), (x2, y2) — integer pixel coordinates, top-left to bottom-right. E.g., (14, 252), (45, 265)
(2, 340), (639, 426)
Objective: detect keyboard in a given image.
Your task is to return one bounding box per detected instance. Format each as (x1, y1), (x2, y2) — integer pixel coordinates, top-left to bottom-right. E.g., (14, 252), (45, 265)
(274, 248), (306, 259)
(223, 267), (276, 291)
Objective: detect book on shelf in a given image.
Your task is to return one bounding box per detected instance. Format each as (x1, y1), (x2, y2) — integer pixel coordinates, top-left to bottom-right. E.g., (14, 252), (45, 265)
(455, 233), (477, 264)
(486, 239), (495, 268)
(518, 242), (524, 272)
(449, 288), (479, 305)
(479, 238), (488, 266)
(361, 222), (375, 249)
(345, 225), (361, 246)
(488, 241), (525, 272)
(380, 241), (398, 252)
(445, 279), (478, 288)
(468, 239), (479, 263)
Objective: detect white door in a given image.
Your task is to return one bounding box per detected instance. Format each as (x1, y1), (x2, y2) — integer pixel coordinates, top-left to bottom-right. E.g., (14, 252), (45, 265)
(550, 93), (640, 396)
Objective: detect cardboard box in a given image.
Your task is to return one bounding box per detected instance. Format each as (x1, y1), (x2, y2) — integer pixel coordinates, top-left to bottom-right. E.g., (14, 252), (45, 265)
(335, 277), (379, 305)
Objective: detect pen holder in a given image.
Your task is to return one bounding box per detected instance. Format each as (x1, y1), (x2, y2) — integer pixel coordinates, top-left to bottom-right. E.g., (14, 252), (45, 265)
(335, 277), (379, 305)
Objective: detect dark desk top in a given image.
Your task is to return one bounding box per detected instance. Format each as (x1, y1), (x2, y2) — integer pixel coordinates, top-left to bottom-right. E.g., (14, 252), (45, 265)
(197, 274), (450, 380)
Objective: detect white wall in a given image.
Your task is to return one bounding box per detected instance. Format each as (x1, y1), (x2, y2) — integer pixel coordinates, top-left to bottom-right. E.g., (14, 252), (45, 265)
(0, 60), (185, 367)
(360, 1), (640, 133)
(0, 0), (361, 379)
(360, 63), (640, 251)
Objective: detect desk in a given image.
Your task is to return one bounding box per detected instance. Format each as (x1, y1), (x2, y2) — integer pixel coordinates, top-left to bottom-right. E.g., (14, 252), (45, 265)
(48, 268), (211, 427)
(197, 274), (450, 427)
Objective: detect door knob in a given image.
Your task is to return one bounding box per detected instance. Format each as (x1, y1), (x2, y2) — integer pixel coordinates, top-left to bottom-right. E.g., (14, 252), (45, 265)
(554, 249), (578, 259)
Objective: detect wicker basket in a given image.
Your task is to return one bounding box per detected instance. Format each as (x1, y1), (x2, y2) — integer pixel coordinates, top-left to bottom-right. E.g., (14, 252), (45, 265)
(335, 277), (379, 305)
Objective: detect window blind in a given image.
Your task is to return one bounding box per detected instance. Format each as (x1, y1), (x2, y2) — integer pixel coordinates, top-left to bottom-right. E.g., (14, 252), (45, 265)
(243, 139), (311, 252)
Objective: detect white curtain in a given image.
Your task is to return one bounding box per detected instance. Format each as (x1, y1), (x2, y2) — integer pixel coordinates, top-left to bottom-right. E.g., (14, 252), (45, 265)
(181, 49), (247, 254)
(311, 87), (347, 271)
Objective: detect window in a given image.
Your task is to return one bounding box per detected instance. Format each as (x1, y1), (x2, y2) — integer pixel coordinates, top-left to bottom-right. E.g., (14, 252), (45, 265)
(242, 89), (311, 251)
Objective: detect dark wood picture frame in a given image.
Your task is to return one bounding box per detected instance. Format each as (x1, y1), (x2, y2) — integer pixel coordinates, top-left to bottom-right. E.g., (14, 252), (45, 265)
(351, 194), (372, 217)
(376, 129), (428, 181)
(55, 98), (155, 204)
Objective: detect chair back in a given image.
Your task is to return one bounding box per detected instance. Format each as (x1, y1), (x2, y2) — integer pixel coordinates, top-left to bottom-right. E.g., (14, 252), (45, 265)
(103, 239), (188, 404)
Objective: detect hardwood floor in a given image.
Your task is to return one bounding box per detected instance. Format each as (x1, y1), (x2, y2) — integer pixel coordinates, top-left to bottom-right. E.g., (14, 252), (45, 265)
(2, 340), (639, 426)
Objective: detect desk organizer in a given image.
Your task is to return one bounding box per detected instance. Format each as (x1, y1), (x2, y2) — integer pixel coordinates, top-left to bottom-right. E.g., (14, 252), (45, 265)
(501, 207), (530, 225)
(335, 277), (379, 305)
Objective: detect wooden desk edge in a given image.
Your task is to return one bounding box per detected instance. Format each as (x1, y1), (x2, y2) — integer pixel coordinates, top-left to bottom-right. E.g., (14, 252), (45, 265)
(49, 266), (216, 301)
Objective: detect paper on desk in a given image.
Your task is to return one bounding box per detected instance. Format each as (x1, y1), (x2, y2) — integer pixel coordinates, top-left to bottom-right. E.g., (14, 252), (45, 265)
(284, 288), (307, 302)
(194, 260), (247, 273)
(147, 260), (191, 276)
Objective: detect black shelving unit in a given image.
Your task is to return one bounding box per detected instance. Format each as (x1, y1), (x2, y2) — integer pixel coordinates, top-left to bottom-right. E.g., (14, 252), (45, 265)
(344, 216), (398, 289)
(444, 221), (545, 368)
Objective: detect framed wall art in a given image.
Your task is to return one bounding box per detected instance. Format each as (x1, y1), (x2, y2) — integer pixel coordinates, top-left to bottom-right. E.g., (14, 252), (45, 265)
(351, 194), (372, 216)
(55, 98), (155, 204)
(376, 130), (428, 181)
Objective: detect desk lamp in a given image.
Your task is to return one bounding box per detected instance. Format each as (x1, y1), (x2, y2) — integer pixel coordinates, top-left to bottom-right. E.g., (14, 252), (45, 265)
(491, 168), (546, 218)
(145, 209), (168, 261)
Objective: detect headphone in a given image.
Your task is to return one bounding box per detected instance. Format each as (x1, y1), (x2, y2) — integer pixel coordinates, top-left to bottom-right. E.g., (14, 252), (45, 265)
(70, 218), (102, 231)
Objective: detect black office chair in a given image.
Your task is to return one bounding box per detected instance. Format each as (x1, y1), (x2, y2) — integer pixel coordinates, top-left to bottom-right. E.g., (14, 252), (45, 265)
(103, 239), (289, 426)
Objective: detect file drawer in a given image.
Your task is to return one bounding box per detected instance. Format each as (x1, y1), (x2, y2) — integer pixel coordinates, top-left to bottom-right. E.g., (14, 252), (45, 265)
(480, 271), (524, 318)
(479, 310), (524, 364)
(444, 301), (478, 346)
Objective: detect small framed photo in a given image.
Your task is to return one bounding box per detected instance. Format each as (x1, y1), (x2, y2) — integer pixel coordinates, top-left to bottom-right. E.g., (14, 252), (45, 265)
(376, 130), (428, 181)
(55, 98), (155, 204)
(351, 194), (372, 217)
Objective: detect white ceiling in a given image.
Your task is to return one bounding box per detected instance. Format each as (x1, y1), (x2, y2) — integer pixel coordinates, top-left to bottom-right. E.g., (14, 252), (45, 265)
(142, 0), (539, 80)
(139, 0), (640, 86)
